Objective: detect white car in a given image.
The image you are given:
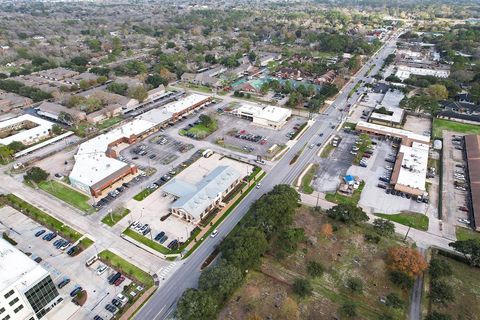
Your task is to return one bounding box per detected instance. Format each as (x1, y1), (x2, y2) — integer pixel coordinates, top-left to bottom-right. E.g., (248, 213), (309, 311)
(256, 183), (261, 189)
(210, 229), (219, 238)
(96, 264), (108, 275)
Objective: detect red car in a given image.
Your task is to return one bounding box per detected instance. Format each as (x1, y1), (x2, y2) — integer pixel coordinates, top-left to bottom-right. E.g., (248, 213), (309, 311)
(114, 276), (125, 286)
(363, 153), (371, 158)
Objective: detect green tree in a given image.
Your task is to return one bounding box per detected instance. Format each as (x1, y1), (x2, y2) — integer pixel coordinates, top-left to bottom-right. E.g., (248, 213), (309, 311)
(449, 239), (480, 266)
(24, 167), (49, 183)
(425, 311), (452, 320)
(96, 76), (108, 84)
(107, 82), (129, 96)
(90, 67), (110, 77)
(373, 218), (395, 237)
(199, 114), (215, 129)
(198, 261), (244, 303)
(176, 289), (217, 320)
(86, 38), (102, 52)
(79, 80), (90, 90)
(7, 141), (25, 153)
(166, 42), (176, 49)
(292, 278), (312, 297)
(0, 145), (13, 163)
(389, 271), (414, 289)
(426, 84), (449, 101)
(220, 227), (268, 270)
(306, 261), (324, 278)
(146, 74), (168, 88)
(128, 86), (148, 102)
(429, 258), (452, 279)
(430, 280), (455, 306)
(326, 204), (369, 224)
(51, 124), (63, 135)
(385, 293), (404, 309)
(340, 301), (357, 318)
(346, 277), (363, 293)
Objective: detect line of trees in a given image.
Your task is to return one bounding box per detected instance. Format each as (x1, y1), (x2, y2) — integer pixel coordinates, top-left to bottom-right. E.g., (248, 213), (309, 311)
(176, 185), (300, 320)
(0, 79), (52, 102)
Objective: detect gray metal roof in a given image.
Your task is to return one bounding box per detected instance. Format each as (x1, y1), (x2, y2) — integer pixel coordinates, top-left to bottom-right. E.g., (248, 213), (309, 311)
(165, 166), (241, 220)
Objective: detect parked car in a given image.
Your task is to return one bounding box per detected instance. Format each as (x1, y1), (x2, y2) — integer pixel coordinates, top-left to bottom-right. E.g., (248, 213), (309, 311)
(105, 304), (117, 313)
(377, 183), (387, 189)
(94, 316), (104, 320)
(112, 298), (122, 308)
(58, 278), (70, 289)
(159, 235), (168, 244)
(96, 264), (108, 275)
(114, 276), (125, 287)
(35, 229), (46, 237)
(70, 286), (82, 297)
(109, 272), (122, 285)
(155, 232), (165, 241)
(211, 229), (219, 238)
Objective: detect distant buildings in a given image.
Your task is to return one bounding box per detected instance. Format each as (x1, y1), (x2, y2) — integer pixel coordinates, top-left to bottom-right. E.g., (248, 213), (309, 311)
(231, 103), (292, 130)
(0, 114), (54, 146)
(464, 135), (480, 232)
(0, 238), (61, 320)
(0, 91), (33, 113)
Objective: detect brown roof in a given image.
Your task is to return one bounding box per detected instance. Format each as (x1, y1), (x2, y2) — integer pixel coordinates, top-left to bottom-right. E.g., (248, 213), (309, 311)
(465, 134), (480, 231)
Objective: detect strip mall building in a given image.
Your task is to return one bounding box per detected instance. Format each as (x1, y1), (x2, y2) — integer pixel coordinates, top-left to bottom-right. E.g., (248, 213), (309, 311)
(356, 121), (431, 197)
(69, 94), (211, 197)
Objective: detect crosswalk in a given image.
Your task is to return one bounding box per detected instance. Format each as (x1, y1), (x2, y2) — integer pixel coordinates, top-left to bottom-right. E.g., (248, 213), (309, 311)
(157, 262), (177, 280)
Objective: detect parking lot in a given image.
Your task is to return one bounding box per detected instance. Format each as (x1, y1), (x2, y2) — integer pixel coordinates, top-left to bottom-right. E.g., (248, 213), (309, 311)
(206, 112), (306, 158)
(346, 138), (429, 214)
(313, 132), (357, 192)
(0, 206), (134, 320)
(442, 132), (471, 231)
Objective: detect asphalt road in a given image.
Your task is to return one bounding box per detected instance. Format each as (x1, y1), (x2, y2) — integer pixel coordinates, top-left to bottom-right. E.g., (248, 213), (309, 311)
(134, 32), (402, 320)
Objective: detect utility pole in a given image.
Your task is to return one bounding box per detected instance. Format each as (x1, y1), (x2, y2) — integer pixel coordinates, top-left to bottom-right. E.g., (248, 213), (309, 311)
(403, 224), (411, 241)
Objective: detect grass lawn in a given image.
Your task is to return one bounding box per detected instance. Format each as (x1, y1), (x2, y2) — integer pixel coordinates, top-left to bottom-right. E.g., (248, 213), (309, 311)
(2, 194), (83, 242)
(123, 228), (173, 255)
(98, 250), (153, 287)
(101, 207), (131, 227)
(325, 181), (365, 206)
(320, 143), (335, 158)
(455, 226), (480, 241)
(219, 207), (408, 320)
(133, 188), (154, 201)
(38, 180), (92, 213)
(300, 164), (318, 194)
(179, 117), (218, 139)
(429, 253), (480, 319)
(96, 116), (123, 130)
(432, 118), (480, 139)
(78, 237), (94, 250)
(342, 122), (357, 130)
(376, 212), (429, 231)
(176, 83), (212, 93)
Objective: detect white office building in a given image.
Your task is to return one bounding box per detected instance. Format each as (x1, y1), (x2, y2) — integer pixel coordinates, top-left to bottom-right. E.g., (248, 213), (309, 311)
(231, 103), (292, 130)
(0, 239), (61, 320)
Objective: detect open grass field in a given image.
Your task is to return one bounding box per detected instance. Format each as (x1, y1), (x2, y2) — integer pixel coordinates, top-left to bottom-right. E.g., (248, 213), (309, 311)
(320, 143), (335, 158)
(101, 207), (131, 226)
(429, 253), (480, 319)
(432, 118), (480, 139)
(325, 181), (365, 206)
(39, 180), (92, 213)
(98, 250), (154, 288)
(219, 207), (409, 320)
(376, 212), (429, 231)
(96, 116), (123, 130)
(300, 164), (318, 194)
(456, 226), (480, 241)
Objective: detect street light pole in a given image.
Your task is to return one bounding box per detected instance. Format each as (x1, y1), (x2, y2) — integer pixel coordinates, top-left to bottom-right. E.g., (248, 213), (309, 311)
(403, 224), (411, 241)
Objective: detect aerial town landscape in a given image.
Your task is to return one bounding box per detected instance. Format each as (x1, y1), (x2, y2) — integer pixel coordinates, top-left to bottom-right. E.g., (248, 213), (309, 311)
(0, 0), (480, 319)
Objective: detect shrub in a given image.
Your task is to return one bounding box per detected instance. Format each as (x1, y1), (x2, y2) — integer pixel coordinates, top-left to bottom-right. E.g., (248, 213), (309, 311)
(292, 278), (312, 297)
(385, 293), (404, 309)
(429, 257), (453, 279)
(346, 277), (363, 293)
(306, 261), (324, 278)
(340, 301), (357, 318)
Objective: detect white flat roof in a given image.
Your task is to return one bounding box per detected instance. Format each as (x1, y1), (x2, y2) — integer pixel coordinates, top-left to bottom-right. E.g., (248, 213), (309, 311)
(396, 65), (449, 80)
(396, 142), (429, 191)
(0, 238), (49, 291)
(0, 114), (54, 145)
(357, 121), (430, 144)
(70, 118), (157, 188)
(235, 103), (292, 123)
(163, 93), (209, 114)
(370, 106), (405, 124)
(137, 108), (173, 124)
